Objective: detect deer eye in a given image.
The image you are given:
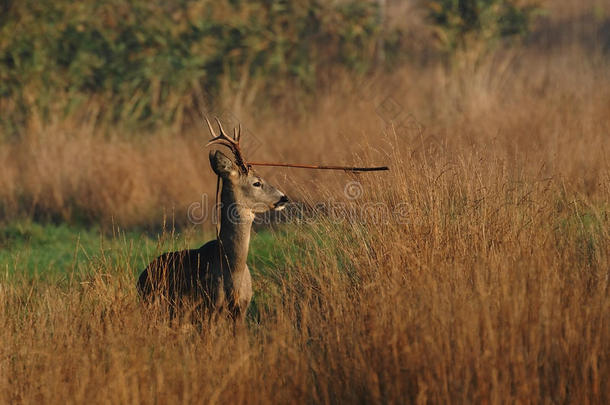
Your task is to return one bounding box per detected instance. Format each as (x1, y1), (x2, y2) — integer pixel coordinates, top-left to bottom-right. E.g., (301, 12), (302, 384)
(252, 181), (262, 188)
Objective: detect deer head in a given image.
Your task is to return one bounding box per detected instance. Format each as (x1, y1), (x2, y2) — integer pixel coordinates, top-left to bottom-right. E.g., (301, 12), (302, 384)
(206, 118), (288, 215)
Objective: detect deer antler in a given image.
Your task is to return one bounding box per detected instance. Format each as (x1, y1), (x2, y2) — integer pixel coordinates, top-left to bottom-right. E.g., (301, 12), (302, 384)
(205, 117), (250, 173)
(205, 115), (390, 174)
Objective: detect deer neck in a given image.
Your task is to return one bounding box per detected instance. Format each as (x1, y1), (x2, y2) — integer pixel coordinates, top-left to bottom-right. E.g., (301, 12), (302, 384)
(218, 185), (253, 276)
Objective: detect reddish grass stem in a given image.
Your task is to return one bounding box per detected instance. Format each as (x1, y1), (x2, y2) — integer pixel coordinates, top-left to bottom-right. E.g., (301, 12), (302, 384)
(247, 161), (389, 172)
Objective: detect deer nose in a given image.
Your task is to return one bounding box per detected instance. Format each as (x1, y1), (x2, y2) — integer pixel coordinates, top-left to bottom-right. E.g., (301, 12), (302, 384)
(275, 195), (289, 208)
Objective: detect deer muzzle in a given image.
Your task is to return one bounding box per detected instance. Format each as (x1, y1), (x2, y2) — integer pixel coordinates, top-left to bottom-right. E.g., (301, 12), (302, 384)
(274, 195), (289, 210)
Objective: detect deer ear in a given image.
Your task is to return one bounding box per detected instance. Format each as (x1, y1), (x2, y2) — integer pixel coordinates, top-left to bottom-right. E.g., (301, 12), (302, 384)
(209, 150), (238, 179)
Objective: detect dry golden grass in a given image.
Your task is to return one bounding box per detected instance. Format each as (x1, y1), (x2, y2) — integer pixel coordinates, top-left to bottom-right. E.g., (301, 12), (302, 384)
(1, 17), (609, 228)
(0, 121), (608, 402)
(1, 6), (609, 403)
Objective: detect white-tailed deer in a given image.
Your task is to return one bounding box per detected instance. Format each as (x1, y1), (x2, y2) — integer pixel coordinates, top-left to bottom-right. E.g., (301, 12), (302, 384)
(137, 118), (288, 321)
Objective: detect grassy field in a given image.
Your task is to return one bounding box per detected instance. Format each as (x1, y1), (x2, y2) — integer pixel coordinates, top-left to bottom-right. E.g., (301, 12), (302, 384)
(0, 221), (152, 279)
(1, 1), (609, 404)
(1, 134), (608, 403)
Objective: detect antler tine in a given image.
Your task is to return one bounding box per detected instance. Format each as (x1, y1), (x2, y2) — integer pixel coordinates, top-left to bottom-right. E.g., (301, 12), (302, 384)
(204, 116), (217, 139)
(205, 117), (238, 147)
(214, 117), (235, 142)
(204, 116), (250, 173)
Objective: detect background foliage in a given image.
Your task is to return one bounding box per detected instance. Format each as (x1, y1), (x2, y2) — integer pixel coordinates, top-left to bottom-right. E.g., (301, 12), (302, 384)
(0, 0), (538, 134)
(0, 0), (383, 133)
(426, 0), (541, 52)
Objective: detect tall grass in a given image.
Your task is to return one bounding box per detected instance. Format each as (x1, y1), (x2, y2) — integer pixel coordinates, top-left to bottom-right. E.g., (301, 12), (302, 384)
(1, 42), (608, 227)
(1, 120), (608, 402)
(0, 1), (609, 403)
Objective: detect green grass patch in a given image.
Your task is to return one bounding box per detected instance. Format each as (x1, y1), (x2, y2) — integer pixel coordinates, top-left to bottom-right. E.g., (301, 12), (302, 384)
(554, 205), (609, 268)
(0, 220), (312, 283)
(0, 221), (202, 281)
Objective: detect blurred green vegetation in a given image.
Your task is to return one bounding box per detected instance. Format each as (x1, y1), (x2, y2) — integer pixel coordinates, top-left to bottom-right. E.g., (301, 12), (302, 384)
(0, 220), (160, 279)
(555, 208), (608, 270)
(0, 0), (541, 135)
(0, 0), (383, 134)
(426, 0), (541, 52)
(0, 219), (229, 282)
